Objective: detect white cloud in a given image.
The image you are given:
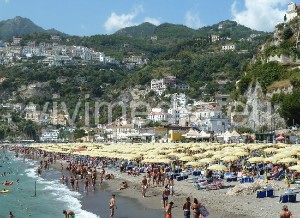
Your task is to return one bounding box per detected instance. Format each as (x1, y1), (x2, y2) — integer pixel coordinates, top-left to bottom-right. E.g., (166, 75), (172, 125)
(185, 11), (204, 29)
(104, 5), (144, 32)
(231, 0), (289, 31)
(144, 17), (160, 26)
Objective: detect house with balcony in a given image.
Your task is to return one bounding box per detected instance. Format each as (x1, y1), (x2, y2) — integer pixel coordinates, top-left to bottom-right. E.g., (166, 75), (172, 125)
(148, 108), (170, 122)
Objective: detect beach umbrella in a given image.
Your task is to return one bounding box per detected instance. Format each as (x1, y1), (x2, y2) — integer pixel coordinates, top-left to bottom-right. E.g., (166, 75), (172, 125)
(199, 158), (215, 164)
(264, 147), (278, 154)
(211, 154), (224, 160)
(288, 165), (300, 172)
(264, 156), (279, 163)
(190, 147), (203, 152)
(234, 151), (249, 157)
(221, 156), (238, 162)
(247, 157), (264, 163)
(185, 161), (204, 167)
(207, 164), (228, 171)
(179, 156), (195, 162)
(193, 153), (207, 158)
(278, 157), (298, 164)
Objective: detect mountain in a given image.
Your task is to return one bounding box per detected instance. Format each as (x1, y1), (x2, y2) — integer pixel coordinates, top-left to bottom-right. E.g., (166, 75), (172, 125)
(197, 20), (266, 40)
(0, 16), (65, 40)
(114, 22), (157, 38)
(153, 23), (199, 39)
(115, 20), (267, 41)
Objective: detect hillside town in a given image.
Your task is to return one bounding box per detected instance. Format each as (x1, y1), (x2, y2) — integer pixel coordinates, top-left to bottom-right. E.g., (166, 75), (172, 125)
(0, 35), (151, 68)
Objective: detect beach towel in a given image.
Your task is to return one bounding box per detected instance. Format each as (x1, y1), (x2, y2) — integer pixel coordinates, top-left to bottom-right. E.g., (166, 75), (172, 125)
(200, 205), (209, 217)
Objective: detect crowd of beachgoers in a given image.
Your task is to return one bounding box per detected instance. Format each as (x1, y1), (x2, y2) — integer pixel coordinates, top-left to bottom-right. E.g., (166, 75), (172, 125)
(1, 142), (300, 218)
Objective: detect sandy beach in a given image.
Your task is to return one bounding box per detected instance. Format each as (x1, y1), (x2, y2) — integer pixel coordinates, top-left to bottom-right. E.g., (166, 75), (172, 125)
(102, 168), (299, 218)
(102, 170), (300, 218)
(9, 142), (300, 218)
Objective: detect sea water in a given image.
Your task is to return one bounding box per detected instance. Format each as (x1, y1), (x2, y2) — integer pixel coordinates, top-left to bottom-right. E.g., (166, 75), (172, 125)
(0, 150), (98, 218)
(0, 150), (163, 218)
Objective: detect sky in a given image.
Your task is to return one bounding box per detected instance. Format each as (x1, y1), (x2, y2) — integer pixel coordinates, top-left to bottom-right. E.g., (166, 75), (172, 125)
(0, 0), (290, 36)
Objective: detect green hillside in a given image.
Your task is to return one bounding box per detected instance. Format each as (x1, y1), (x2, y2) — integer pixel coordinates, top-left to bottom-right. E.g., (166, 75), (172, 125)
(0, 17), (272, 130)
(0, 16), (65, 40)
(234, 17), (300, 126)
(115, 22), (157, 38)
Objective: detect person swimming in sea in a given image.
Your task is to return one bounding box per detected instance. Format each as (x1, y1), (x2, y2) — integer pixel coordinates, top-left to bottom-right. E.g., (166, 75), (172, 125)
(63, 209), (75, 218)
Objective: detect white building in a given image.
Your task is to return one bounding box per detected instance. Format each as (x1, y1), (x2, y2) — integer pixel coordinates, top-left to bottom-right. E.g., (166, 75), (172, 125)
(40, 129), (60, 142)
(171, 93), (188, 109)
(222, 44), (236, 51)
(92, 52), (105, 62)
(151, 79), (167, 95)
(148, 108), (170, 122)
(286, 2), (299, 21)
(150, 76), (189, 95)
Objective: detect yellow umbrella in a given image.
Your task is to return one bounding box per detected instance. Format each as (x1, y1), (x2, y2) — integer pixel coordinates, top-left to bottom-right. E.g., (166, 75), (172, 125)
(199, 158), (215, 164)
(248, 157), (264, 163)
(278, 157), (298, 164)
(185, 161), (204, 167)
(264, 147), (278, 154)
(207, 164), (228, 171)
(264, 156), (279, 163)
(288, 165), (300, 172)
(193, 153), (207, 158)
(190, 147), (203, 152)
(179, 156), (195, 162)
(233, 151), (249, 157)
(221, 156), (238, 162)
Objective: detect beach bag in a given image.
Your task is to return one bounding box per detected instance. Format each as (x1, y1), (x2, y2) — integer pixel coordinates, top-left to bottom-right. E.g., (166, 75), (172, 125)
(199, 205), (209, 217)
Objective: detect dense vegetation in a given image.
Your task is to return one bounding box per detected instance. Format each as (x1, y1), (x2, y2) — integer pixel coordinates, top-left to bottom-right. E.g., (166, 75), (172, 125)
(0, 16), (65, 40)
(0, 17), (273, 137)
(235, 17), (300, 126)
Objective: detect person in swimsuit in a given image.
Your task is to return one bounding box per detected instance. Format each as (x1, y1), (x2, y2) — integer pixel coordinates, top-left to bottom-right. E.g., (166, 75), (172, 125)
(70, 176), (75, 191)
(192, 198), (201, 218)
(280, 205), (293, 218)
(162, 186), (170, 208)
(183, 197), (191, 218)
(63, 210), (75, 218)
(165, 201), (174, 218)
(109, 194), (116, 218)
(141, 176), (147, 198)
(75, 177), (79, 192)
(9, 211), (15, 218)
(84, 177), (89, 192)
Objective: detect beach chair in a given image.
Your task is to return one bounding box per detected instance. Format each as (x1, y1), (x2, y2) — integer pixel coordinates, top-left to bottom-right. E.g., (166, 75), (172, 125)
(195, 180), (208, 190)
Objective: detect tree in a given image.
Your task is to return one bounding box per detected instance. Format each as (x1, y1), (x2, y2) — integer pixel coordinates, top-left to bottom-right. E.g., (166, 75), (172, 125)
(73, 129), (87, 140)
(279, 91), (300, 126)
(282, 27), (293, 40)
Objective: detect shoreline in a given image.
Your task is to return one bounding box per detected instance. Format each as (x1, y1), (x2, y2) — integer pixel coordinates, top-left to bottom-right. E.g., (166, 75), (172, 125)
(34, 155), (293, 218)
(8, 143), (300, 218)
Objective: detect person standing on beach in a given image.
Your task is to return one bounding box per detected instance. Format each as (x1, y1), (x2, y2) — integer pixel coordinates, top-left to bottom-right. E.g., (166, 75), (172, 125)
(141, 176), (147, 198)
(75, 177), (79, 192)
(192, 198), (201, 218)
(84, 177), (89, 192)
(162, 186), (170, 208)
(280, 205), (293, 218)
(183, 197), (191, 218)
(109, 194), (116, 218)
(165, 201), (174, 218)
(70, 176), (75, 191)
